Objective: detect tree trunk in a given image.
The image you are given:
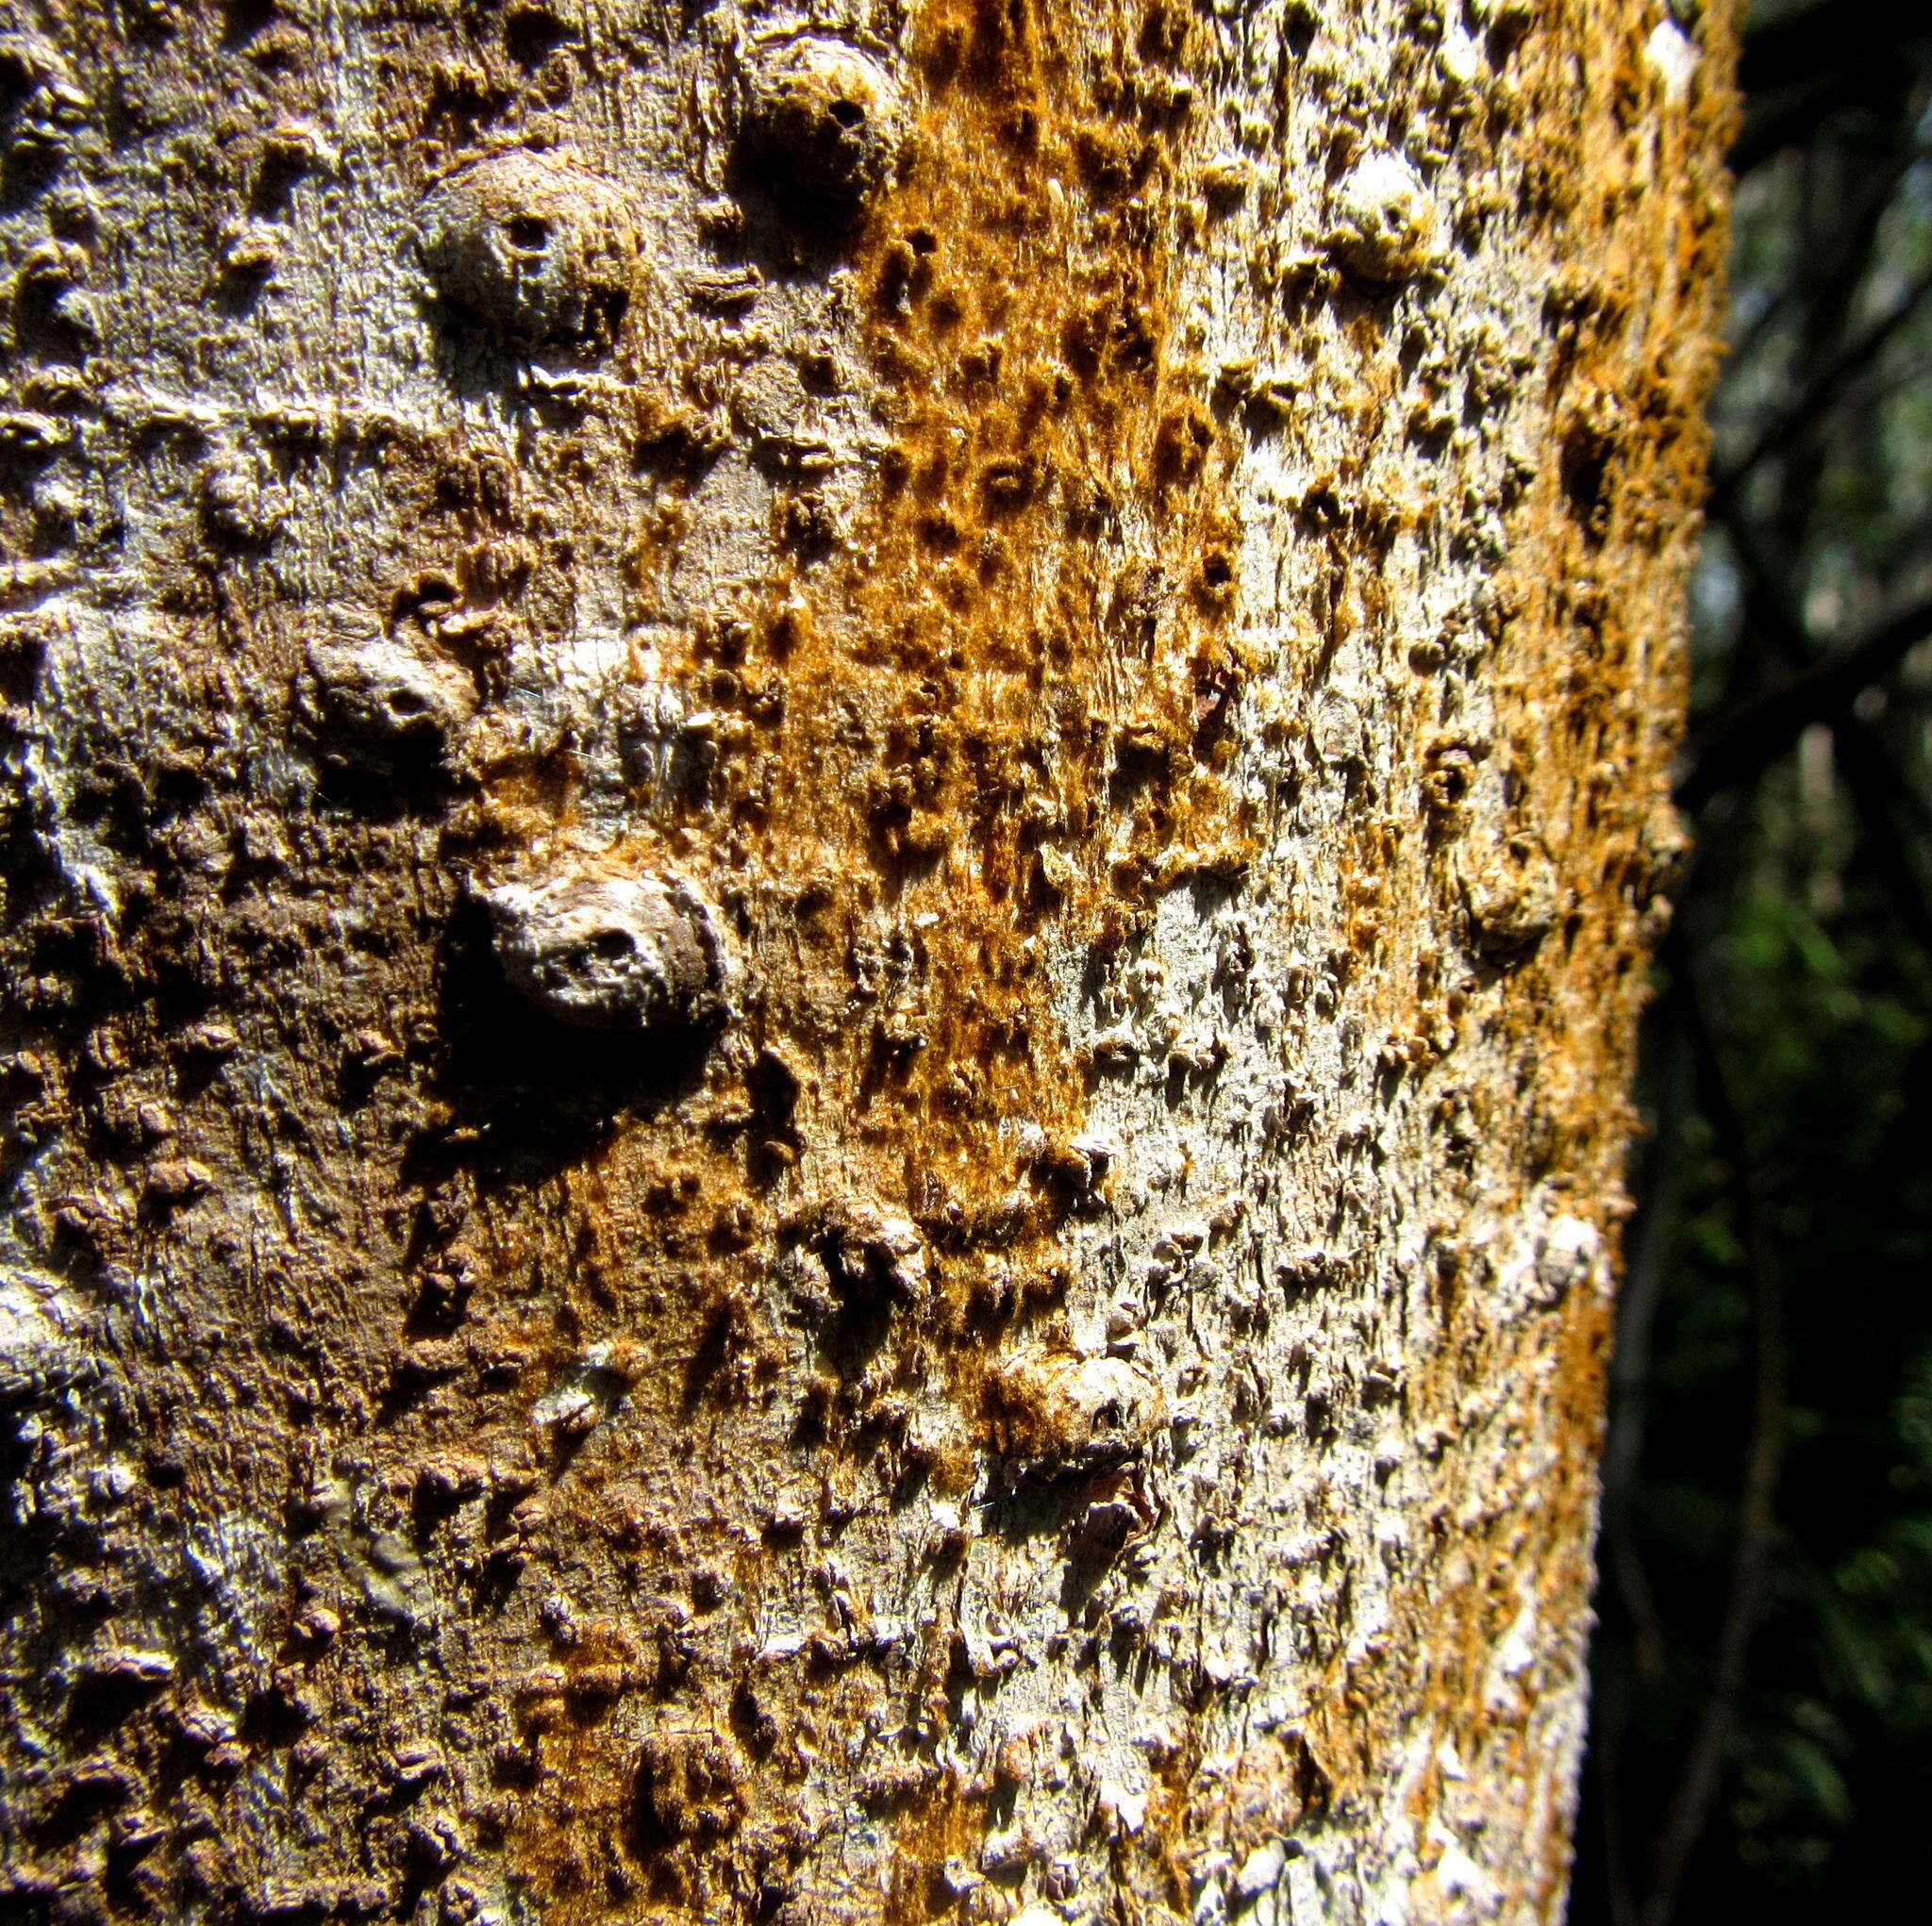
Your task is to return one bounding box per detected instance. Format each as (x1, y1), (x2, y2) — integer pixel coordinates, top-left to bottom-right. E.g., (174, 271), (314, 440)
(0, 2), (1733, 1922)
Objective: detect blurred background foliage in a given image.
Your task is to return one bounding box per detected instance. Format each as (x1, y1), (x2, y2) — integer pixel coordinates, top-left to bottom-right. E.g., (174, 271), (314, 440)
(1574, 3), (1932, 1920)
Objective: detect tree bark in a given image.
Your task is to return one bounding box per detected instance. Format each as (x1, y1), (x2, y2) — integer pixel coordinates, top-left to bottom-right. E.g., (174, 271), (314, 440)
(0, 3), (1733, 1924)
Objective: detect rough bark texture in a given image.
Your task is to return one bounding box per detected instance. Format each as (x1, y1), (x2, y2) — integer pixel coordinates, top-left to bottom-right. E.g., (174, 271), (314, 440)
(0, 2), (1733, 1923)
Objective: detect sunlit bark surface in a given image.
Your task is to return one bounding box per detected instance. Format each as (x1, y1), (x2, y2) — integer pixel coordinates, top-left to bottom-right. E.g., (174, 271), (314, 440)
(0, 2), (1732, 1921)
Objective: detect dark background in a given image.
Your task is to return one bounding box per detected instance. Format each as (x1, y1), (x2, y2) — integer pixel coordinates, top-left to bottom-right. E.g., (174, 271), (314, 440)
(1574, 3), (1932, 1920)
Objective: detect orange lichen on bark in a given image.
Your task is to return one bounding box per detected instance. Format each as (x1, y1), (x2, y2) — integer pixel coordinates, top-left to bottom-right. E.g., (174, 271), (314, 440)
(706, 0), (1242, 1223)
(0, 0), (1736, 1918)
(1282, 0), (1738, 1906)
(497, 1), (1249, 1913)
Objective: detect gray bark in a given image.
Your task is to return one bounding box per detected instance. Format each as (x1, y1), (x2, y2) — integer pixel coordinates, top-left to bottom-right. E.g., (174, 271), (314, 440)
(0, 2), (1733, 1923)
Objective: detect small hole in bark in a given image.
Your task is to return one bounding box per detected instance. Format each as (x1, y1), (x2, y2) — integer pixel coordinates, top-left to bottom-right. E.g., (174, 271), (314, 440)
(504, 3), (572, 66)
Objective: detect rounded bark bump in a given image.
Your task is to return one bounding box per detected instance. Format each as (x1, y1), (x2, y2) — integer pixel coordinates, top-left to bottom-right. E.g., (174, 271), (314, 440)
(1327, 150), (1440, 284)
(301, 610), (477, 772)
(732, 35), (901, 226)
(1462, 838), (1564, 959)
(484, 868), (729, 1034)
(990, 1350), (1166, 1480)
(414, 150), (640, 354)
(814, 1197), (930, 1306)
